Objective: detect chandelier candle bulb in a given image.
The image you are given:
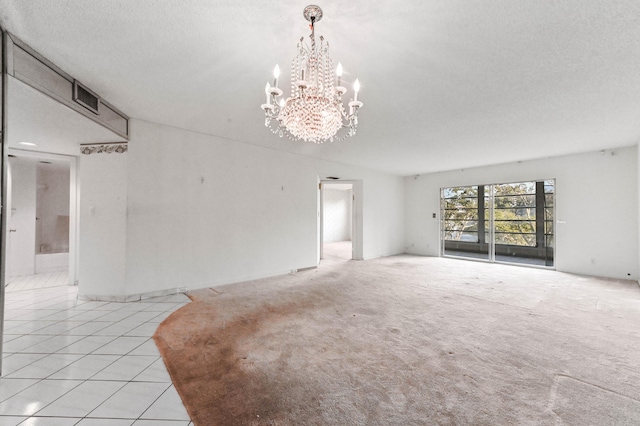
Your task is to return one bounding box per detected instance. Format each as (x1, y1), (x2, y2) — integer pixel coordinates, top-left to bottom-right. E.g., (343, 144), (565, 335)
(273, 64), (280, 88)
(265, 83), (271, 105)
(353, 79), (360, 102)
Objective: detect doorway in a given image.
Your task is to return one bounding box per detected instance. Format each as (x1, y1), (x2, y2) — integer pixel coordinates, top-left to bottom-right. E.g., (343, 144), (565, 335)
(321, 182), (353, 261)
(5, 151), (76, 290)
(319, 180), (363, 262)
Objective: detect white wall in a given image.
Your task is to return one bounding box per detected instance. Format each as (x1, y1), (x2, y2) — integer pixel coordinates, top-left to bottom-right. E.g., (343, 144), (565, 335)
(323, 188), (352, 243)
(7, 158), (36, 277)
(116, 119), (404, 298)
(35, 252), (69, 273)
(78, 152), (128, 298)
(405, 146), (638, 280)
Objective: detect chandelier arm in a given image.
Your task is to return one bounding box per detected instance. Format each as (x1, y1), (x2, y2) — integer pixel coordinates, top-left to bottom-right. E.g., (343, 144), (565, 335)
(264, 109), (279, 119)
(261, 100), (281, 119)
(340, 106), (360, 121)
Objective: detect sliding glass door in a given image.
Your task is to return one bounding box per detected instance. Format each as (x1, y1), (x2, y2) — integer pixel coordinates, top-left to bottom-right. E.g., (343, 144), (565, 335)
(442, 185), (490, 261)
(441, 180), (554, 267)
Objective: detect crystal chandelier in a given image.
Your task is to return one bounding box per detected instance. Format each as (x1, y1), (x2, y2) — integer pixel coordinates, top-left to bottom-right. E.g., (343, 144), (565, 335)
(261, 5), (363, 144)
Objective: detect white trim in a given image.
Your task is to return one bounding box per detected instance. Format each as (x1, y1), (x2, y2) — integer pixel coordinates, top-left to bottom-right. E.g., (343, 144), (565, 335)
(319, 179), (363, 261)
(78, 267), (318, 302)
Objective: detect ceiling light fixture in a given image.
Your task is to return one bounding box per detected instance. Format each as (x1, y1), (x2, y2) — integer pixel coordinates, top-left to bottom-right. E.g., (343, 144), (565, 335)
(261, 5), (363, 144)
(18, 142), (38, 147)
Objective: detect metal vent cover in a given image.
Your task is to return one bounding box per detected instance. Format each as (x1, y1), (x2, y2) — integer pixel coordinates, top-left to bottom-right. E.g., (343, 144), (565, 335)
(73, 80), (100, 115)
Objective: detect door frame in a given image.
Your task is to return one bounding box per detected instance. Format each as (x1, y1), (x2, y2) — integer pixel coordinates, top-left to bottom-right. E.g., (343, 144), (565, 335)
(0, 26), (7, 376)
(6, 149), (78, 285)
(318, 178), (363, 262)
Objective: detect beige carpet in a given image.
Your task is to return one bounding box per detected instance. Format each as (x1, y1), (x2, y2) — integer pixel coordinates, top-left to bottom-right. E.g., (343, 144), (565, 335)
(153, 255), (640, 425)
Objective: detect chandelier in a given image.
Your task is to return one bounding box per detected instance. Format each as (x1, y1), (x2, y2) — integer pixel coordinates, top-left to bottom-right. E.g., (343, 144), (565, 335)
(261, 5), (363, 144)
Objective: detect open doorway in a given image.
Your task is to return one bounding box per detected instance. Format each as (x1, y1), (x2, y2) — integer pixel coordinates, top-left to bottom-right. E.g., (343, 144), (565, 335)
(5, 152), (76, 290)
(0, 33), (129, 375)
(320, 182), (354, 261)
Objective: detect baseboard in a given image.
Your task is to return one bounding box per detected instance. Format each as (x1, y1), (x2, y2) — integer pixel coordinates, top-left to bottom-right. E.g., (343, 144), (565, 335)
(78, 287), (179, 303)
(192, 267), (318, 291)
(77, 266), (318, 303)
(361, 252), (403, 261)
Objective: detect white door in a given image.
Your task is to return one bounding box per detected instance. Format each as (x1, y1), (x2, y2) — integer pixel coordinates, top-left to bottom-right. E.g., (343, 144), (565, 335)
(6, 157), (37, 280)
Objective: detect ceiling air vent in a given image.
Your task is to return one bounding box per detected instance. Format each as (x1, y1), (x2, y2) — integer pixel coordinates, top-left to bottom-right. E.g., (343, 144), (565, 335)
(73, 80), (100, 115)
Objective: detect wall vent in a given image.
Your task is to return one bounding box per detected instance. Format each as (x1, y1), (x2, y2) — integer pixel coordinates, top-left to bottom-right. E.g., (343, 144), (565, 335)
(73, 80), (100, 115)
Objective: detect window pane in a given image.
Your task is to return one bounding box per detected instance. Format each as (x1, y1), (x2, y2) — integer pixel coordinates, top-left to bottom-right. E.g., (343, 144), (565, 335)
(444, 210), (479, 221)
(444, 198), (478, 210)
(495, 232), (536, 246)
(443, 186), (478, 199)
(544, 219), (554, 234)
(544, 206), (553, 219)
(546, 235), (554, 248)
(459, 232), (479, 242)
(495, 207), (536, 220)
(444, 220), (478, 231)
(494, 194), (536, 208)
(544, 180), (555, 193)
(444, 229), (479, 241)
(497, 182), (535, 194)
(495, 220), (535, 233)
(443, 186), (480, 242)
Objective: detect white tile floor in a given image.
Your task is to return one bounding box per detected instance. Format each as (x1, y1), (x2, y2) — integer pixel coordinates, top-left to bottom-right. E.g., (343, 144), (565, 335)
(5, 272), (70, 292)
(1, 278), (193, 425)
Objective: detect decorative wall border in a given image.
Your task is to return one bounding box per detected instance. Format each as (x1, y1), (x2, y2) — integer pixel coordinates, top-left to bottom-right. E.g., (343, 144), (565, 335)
(80, 142), (128, 155)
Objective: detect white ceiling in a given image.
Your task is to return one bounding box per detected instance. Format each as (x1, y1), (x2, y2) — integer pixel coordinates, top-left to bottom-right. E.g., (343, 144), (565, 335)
(1, 0), (640, 176)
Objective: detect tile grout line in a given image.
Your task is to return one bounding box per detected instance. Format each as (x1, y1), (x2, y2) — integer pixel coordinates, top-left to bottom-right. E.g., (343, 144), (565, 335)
(136, 382), (176, 422)
(2, 282), (192, 425)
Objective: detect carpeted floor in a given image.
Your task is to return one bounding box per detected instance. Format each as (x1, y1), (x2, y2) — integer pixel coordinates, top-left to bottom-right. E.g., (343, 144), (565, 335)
(153, 255), (640, 425)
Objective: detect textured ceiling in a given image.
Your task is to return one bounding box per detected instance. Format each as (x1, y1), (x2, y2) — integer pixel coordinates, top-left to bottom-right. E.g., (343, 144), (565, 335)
(1, 0), (640, 175)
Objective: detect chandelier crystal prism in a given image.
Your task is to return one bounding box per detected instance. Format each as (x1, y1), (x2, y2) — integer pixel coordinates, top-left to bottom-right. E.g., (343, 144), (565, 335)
(261, 5), (363, 144)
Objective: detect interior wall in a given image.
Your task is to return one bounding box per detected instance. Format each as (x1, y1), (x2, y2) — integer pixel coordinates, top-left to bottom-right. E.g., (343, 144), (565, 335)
(405, 145), (639, 280)
(323, 188), (351, 243)
(121, 119), (404, 298)
(7, 157), (36, 277)
(77, 151), (128, 299)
